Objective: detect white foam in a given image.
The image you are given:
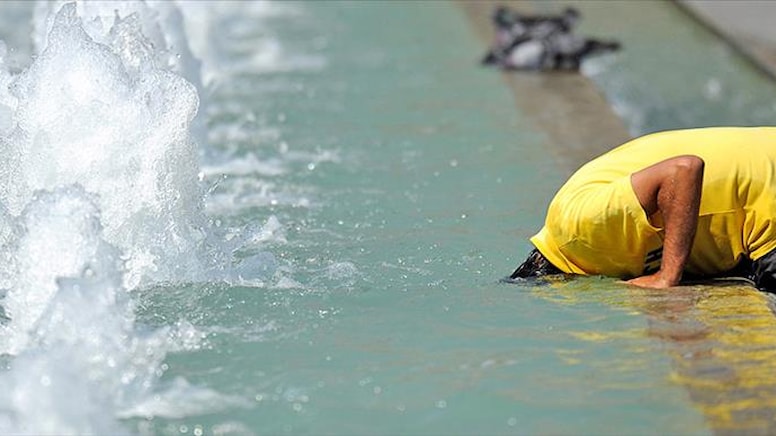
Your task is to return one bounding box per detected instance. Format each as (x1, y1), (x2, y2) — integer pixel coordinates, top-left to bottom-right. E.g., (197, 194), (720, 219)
(201, 146), (340, 215)
(33, 0), (203, 92)
(326, 261), (359, 281)
(0, 190), (229, 430)
(2, 2), (216, 288)
(273, 275), (305, 290)
(0, 1), (267, 432)
(0, 42), (17, 133)
(0, 185), (122, 354)
(204, 177), (313, 216)
(118, 377), (252, 420)
(0, 186), (136, 433)
(203, 153), (289, 178)
(176, 0), (311, 84)
(249, 215), (287, 245)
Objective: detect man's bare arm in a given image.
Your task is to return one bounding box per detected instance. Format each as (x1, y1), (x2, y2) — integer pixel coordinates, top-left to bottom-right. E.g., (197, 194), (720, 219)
(627, 155), (704, 288)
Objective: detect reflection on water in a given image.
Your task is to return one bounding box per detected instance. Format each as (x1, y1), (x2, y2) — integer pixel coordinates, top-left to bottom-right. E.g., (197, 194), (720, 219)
(537, 278), (776, 433)
(658, 287), (776, 434)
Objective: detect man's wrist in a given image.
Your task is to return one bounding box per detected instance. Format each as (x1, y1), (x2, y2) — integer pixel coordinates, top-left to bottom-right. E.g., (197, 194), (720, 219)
(657, 268), (682, 287)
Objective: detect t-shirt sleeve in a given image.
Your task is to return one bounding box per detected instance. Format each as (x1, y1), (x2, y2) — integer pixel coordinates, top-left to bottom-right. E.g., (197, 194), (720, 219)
(544, 175), (663, 277)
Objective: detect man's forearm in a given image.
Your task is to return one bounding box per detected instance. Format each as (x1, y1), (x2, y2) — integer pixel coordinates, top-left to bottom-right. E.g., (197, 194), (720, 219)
(628, 155), (704, 288)
(654, 157), (704, 285)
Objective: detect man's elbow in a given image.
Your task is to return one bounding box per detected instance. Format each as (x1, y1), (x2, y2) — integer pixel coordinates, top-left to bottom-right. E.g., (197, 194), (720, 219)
(672, 155), (704, 176)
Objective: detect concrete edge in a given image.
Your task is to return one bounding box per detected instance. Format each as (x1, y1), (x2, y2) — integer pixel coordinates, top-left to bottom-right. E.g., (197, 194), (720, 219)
(673, 0), (776, 82)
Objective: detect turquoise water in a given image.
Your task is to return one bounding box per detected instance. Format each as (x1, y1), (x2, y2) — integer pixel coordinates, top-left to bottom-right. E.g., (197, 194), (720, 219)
(1, 1), (776, 434)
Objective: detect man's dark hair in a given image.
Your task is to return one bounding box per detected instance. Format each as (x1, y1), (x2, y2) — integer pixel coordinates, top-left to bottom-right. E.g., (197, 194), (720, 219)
(510, 248), (561, 279)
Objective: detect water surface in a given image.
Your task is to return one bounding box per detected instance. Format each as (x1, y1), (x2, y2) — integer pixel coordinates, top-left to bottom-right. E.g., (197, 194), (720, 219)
(0, 1), (775, 434)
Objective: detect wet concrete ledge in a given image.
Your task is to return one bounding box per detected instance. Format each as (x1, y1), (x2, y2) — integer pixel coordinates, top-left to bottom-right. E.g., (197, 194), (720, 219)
(458, 0), (776, 176)
(675, 0), (776, 82)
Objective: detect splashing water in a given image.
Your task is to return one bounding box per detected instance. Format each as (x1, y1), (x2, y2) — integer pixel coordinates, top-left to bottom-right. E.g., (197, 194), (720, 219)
(0, 1), (254, 432)
(3, 2), (211, 288)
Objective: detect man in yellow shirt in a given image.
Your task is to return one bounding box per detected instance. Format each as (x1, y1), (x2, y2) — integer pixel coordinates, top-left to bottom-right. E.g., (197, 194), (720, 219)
(511, 127), (776, 291)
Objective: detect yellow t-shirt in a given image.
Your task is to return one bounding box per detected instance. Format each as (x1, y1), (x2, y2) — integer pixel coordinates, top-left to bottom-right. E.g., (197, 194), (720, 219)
(531, 127), (776, 278)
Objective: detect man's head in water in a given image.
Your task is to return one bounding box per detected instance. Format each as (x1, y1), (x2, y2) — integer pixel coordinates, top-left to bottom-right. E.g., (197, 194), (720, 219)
(510, 248), (561, 279)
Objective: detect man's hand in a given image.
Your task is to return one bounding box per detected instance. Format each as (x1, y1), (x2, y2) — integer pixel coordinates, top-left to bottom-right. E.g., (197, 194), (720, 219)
(626, 272), (676, 289)
(629, 155), (705, 288)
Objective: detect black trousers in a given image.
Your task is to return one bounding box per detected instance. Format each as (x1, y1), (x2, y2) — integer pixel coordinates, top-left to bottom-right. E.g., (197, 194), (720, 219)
(513, 248), (776, 292)
(751, 249), (776, 292)
(719, 250), (776, 292)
